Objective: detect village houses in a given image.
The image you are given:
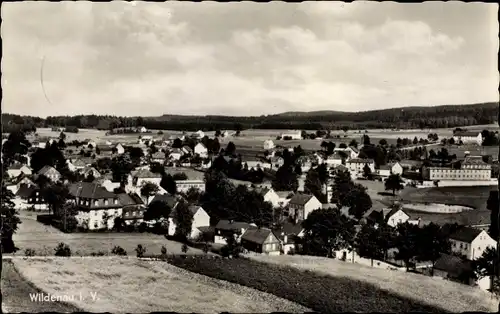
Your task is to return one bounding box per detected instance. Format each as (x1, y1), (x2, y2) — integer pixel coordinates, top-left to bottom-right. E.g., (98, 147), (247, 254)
(287, 193), (322, 223)
(194, 143), (208, 158)
(7, 164), (32, 178)
(37, 165), (61, 182)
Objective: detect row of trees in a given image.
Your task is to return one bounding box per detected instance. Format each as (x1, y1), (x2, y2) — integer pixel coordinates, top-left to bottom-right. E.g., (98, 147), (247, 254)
(3, 102), (497, 133)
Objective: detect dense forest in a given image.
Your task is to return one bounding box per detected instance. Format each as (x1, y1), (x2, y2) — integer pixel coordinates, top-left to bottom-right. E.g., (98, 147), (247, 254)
(2, 102), (498, 133)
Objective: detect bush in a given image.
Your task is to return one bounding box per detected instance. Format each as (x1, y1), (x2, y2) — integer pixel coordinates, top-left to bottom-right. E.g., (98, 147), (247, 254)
(91, 251), (107, 256)
(135, 244), (146, 258)
(161, 246), (167, 256)
(54, 243), (71, 257)
(24, 248), (36, 256)
(111, 246), (127, 256)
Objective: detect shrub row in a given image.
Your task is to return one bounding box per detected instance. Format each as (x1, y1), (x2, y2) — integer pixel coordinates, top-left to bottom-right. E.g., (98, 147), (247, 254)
(22, 243), (169, 258)
(166, 256), (445, 313)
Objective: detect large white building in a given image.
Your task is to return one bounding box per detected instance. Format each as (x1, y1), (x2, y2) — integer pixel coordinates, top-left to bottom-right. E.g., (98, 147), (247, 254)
(452, 131), (483, 145)
(346, 158), (375, 174)
(280, 130), (302, 140)
(422, 156), (491, 181)
(175, 180), (205, 193)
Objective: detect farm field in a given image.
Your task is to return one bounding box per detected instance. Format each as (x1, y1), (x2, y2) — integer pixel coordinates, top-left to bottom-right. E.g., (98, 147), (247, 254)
(248, 255), (498, 313)
(167, 255), (450, 313)
(12, 215), (208, 256)
(9, 257), (309, 313)
(399, 186), (496, 211)
(1, 259), (79, 313)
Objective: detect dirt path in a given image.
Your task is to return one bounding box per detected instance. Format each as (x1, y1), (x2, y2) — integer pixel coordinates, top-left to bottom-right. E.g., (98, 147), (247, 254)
(1, 259), (80, 313)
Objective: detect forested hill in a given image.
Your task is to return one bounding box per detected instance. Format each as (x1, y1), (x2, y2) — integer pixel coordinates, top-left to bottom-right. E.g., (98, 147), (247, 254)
(2, 102), (498, 133)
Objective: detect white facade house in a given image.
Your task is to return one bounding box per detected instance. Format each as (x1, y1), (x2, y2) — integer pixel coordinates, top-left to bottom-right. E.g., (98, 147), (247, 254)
(263, 139), (275, 150)
(385, 208), (411, 227)
(114, 143), (125, 154)
(37, 166), (61, 182)
(333, 146), (359, 160)
(449, 227), (497, 261)
(453, 131), (483, 145)
(346, 158), (375, 174)
(280, 130), (302, 140)
(244, 160), (272, 170)
(7, 165), (32, 178)
(377, 162), (404, 177)
(175, 180), (206, 193)
(325, 154), (343, 167)
(194, 143), (208, 158)
(288, 194), (322, 223)
(167, 205), (210, 239)
(126, 169), (162, 196)
(214, 220), (257, 245)
(138, 126), (148, 133)
(169, 149), (183, 161)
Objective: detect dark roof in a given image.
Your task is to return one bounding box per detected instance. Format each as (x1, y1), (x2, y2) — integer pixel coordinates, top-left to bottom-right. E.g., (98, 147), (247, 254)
(16, 184), (37, 198)
(276, 221), (304, 238)
(379, 165), (391, 170)
(13, 173), (33, 185)
(289, 193), (314, 206)
(241, 228), (278, 244)
(131, 169), (161, 178)
(462, 156), (489, 166)
(9, 163), (24, 170)
(182, 145), (193, 152)
(348, 146), (359, 153)
(276, 191), (294, 199)
(150, 194), (178, 209)
(328, 153), (343, 160)
(348, 158), (375, 164)
(215, 220), (254, 231)
(434, 253), (473, 277)
(69, 182), (116, 199)
(152, 152), (166, 159)
(117, 193), (144, 206)
(169, 204), (204, 218)
(38, 165), (60, 176)
(449, 227), (483, 243)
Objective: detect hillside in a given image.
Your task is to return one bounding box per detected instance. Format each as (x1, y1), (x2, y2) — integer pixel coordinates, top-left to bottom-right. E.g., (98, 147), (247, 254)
(9, 257), (310, 313)
(248, 254), (498, 313)
(2, 102), (498, 133)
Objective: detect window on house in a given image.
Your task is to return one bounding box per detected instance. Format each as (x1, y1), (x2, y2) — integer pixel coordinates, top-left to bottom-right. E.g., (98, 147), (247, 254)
(114, 199), (118, 204)
(104, 200), (109, 205)
(94, 200), (99, 206)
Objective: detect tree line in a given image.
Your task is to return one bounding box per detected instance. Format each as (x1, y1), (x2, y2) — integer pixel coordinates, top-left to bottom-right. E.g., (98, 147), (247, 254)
(2, 102), (497, 133)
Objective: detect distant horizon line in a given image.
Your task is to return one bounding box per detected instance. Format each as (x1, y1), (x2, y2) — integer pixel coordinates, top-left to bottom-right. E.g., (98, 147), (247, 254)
(3, 100), (499, 119)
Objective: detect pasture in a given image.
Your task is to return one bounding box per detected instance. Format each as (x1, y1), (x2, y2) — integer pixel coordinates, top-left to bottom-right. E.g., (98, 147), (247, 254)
(247, 255), (498, 313)
(13, 216), (208, 257)
(9, 257), (309, 313)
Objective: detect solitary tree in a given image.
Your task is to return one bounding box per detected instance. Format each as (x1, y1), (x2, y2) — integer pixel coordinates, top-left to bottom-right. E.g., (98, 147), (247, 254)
(385, 174), (405, 195)
(140, 182), (159, 205)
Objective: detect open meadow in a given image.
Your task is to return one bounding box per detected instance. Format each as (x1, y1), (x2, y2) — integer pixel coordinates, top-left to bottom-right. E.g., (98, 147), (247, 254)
(247, 255), (499, 313)
(12, 215), (208, 256)
(9, 257), (309, 313)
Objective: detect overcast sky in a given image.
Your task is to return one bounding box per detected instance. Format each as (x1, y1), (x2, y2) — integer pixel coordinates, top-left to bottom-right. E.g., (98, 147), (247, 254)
(2, 1), (499, 117)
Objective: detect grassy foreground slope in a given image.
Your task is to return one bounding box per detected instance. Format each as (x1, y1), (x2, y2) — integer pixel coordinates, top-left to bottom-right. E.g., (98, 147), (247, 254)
(249, 255), (498, 313)
(1, 259), (80, 313)
(10, 257), (309, 313)
(167, 256), (448, 313)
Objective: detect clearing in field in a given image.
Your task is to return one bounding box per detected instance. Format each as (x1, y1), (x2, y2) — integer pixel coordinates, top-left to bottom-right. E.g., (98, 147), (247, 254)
(10, 257), (309, 313)
(249, 255), (498, 313)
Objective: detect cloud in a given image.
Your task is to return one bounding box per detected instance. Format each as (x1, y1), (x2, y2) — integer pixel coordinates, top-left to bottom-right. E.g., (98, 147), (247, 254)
(1, 2), (498, 117)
